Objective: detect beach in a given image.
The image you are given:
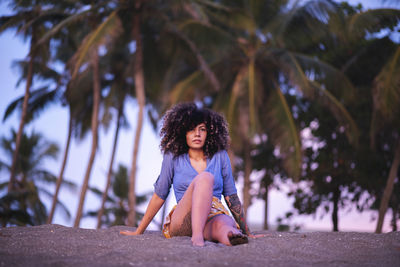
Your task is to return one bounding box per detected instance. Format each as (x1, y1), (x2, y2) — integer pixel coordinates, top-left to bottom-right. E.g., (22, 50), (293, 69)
(0, 224), (399, 266)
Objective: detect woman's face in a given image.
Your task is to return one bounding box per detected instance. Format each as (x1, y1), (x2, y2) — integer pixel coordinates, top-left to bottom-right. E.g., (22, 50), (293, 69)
(186, 123), (207, 150)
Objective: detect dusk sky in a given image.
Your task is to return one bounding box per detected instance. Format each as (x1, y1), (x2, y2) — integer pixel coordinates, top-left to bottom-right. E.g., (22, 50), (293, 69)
(1, 0), (399, 232)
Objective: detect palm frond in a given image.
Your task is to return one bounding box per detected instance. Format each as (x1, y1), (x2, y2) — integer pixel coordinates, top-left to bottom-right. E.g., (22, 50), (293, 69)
(0, 11), (32, 34)
(264, 84), (302, 180)
(169, 69), (206, 104)
(348, 8), (400, 39)
(25, 87), (58, 123)
(24, 181), (47, 225)
(182, 1), (210, 23)
(0, 181), (9, 191)
(88, 186), (106, 198)
(0, 191), (33, 226)
(17, 9), (65, 37)
(70, 10), (122, 78)
(300, 0), (337, 23)
(165, 21), (220, 91)
(370, 46), (400, 144)
(195, 0), (232, 12)
(289, 52), (356, 103)
(263, 0), (336, 44)
(34, 8), (93, 48)
(207, 7), (256, 32)
(284, 52), (359, 146)
(178, 19), (236, 62)
(30, 169), (57, 184)
(372, 46), (400, 118)
(228, 65), (248, 127)
(37, 187), (71, 220)
(311, 80), (360, 146)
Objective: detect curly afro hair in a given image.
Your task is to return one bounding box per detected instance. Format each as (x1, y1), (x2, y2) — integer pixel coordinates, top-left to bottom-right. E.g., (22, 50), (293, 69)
(160, 102), (229, 158)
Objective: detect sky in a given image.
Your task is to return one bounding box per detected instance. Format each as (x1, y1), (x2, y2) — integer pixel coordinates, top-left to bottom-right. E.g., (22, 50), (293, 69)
(0, 0), (399, 232)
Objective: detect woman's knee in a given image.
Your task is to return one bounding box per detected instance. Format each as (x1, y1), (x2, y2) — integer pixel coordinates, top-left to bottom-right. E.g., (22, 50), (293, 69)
(194, 171), (214, 186)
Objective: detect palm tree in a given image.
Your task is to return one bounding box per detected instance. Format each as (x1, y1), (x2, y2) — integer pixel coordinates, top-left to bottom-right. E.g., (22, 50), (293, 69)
(43, 0), (174, 227)
(15, 1), (119, 225)
(3, 78), (68, 225)
(358, 2), (400, 232)
(66, 7), (122, 227)
(96, 38), (131, 228)
(96, 102), (123, 228)
(168, 0), (359, 218)
(0, 1), (54, 192)
(119, 0), (220, 227)
(0, 1), (104, 224)
(127, 2), (146, 227)
(290, 1), (400, 231)
(371, 47), (400, 232)
(86, 164), (152, 227)
(0, 129), (74, 226)
(305, 0), (400, 233)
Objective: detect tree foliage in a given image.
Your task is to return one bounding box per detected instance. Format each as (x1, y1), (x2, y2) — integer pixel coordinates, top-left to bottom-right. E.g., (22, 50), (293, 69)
(1, 0), (399, 232)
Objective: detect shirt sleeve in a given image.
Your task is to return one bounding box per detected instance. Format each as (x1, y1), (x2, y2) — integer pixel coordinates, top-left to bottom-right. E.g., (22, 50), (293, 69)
(153, 152), (174, 200)
(221, 150), (237, 196)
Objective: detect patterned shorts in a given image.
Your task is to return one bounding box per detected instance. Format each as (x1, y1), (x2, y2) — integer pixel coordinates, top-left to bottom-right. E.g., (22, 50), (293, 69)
(162, 196), (237, 238)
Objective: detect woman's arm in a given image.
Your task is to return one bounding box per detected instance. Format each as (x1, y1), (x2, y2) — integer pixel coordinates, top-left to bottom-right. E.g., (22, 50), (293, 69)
(224, 194), (250, 235)
(120, 193), (165, 235)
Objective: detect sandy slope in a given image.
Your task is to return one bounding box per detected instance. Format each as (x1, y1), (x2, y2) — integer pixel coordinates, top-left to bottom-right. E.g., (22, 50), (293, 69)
(0, 224), (399, 266)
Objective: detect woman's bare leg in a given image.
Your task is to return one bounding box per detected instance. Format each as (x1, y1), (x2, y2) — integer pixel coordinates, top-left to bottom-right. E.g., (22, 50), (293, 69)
(203, 214), (247, 246)
(169, 172), (214, 246)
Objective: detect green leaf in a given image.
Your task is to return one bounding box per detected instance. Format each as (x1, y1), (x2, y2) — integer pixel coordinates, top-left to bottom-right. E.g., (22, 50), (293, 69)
(169, 69), (205, 104)
(370, 46), (400, 144)
(228, 65), (248, 127)
(34, 8), (93, 49)
(348, 8), (400, 39)
(71, 10), (122, 78)
(264, 85), (302, 180)
(283, 52), (359, 146)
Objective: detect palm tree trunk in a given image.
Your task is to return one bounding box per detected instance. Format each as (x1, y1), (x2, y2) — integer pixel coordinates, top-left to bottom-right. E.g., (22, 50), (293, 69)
(376, 140), (400, 233)
(97, 102), (123, 228)
(74, 49), (101, 227)
(391, 202), (398, 232)
(47, 113), (73, 224)
(127, 8), (146, 227)
(227, 148), (236, 172)
(242, 143), (252, 221)
(332, 186), (340, 232)
(263, 184), (269, 230)
(8, 39), (35, 192)
(237, 105), (252, 221)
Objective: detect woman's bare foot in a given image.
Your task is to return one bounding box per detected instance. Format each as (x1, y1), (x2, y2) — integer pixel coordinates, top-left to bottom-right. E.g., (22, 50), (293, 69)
(191, 235), (205, 246)
(227, 231), (248, 246)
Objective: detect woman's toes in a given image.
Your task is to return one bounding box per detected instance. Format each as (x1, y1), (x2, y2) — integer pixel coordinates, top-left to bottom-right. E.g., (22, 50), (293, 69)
(227, 231), (248, 246)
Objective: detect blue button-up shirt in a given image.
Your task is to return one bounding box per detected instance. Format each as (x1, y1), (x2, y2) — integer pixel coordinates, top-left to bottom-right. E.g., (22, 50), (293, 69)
(154, 150), (237, 203)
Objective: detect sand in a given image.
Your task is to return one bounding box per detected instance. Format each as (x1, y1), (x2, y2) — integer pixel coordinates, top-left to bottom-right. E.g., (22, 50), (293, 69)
(0, 224), (399, 266)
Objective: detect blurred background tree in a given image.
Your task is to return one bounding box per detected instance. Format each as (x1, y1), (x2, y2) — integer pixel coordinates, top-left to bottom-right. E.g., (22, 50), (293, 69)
(0, 129), (75, 226)
(0, 0), (399, 232)
(85, 164), (151, 227)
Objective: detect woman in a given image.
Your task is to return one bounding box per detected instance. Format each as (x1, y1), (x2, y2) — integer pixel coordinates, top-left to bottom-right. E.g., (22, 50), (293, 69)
(120, 103), (258, 246)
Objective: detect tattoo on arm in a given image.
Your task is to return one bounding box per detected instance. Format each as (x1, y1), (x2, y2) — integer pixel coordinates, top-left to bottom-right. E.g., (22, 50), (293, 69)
(225, 194), (250, 235)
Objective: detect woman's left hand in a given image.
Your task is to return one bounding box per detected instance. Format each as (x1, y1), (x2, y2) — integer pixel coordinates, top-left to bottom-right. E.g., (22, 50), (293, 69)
(119, 229), (140, 236)
(248, 233), (266, 239)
